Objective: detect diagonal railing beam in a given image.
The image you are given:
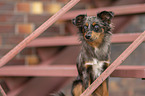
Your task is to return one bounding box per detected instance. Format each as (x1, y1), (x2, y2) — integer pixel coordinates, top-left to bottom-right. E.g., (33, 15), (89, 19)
(0, 85), (7, 96)
(0, 0), (80, 67)
(80, 31), (145, 96)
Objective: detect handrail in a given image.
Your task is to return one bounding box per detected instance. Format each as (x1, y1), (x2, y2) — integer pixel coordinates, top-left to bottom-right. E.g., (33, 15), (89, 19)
(80, 31), (145, 96)
(0, 0), (80, 68)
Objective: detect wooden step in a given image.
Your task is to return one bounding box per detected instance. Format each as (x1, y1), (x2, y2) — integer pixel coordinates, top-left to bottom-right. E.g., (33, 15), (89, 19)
(60, 4), (145, 20)
(0, 65), (145, 78)
(27, 33), (142, 47)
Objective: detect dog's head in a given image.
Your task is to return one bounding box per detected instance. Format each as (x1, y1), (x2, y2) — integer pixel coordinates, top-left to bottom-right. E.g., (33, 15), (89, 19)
(72, 11), (114, 43)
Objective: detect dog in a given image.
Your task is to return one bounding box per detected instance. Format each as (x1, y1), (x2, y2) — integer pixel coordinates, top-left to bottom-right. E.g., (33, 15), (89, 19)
(55, 11), (114, 96)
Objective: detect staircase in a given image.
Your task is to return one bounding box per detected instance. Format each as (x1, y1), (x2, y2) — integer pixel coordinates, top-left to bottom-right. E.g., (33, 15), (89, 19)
(0, 1), (145, 96)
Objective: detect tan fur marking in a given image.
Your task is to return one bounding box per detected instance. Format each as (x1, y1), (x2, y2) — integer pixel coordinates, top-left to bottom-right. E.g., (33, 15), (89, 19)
(92, 22), (96, 26)
(103, 80), (109, 96)
(87, 31), (104, 48)
(72, 83), (83, 96)
(85, 23), (89, 26)
(84, 28), (105, 48)
(85, 64), (92, 69)
(93, 80), (109, 96)
(106, 62), (110, 67)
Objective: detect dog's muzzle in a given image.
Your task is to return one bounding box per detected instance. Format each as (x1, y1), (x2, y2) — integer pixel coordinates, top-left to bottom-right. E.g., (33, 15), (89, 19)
(85, 34), (91, 39)
(85, 31), (92, 40)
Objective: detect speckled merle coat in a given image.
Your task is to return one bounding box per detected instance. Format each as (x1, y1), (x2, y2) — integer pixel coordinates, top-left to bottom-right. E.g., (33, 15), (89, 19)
(71, 11), (114, 96)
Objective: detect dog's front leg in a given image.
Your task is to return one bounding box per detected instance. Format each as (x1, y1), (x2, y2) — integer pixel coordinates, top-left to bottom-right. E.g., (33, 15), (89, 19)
(71, 79), (83, 96)
(82, 69), (90, 89)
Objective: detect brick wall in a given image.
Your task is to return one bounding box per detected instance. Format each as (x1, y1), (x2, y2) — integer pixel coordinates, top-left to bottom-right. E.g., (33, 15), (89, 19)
(0, 0), (90, 65)
(0, 0), (70, 65)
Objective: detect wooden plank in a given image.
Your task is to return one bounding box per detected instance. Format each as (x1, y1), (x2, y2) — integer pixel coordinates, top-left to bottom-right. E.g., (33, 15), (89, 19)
(27, 33), (142, 47)
(111, 66), (145, 78)
(27, 36), (79, 47)
(0, 65), (145, 78)
(60, 4), (145, 20)
(0, 65), (77, 77)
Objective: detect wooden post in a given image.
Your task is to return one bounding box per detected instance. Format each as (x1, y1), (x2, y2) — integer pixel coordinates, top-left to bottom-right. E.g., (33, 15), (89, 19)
(80, 31), (145, 96)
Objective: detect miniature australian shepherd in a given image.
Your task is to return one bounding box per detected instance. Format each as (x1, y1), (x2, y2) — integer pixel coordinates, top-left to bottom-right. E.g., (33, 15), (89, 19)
(56, 11), (114, 96)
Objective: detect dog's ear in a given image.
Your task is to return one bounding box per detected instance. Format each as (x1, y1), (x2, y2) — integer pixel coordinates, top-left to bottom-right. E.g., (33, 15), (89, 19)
(97, 11), (114, 24)
(72, 15), (86, 27)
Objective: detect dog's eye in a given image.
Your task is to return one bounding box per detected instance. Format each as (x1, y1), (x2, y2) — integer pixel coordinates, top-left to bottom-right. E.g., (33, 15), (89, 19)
(94, 25), (99, 31)
(84, 25), (88, 30)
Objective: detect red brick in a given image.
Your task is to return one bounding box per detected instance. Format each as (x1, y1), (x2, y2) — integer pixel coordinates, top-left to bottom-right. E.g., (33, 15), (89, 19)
(20, 48), (33, 56)
(16, 23), (34, 34)
(0, 47), (12, 57)
(31, 2), (43, 14)
(57, 0), (69, 2)
(0, 24), (15, 33)
(0, 13), (24, 23)
(26, 0), (48, 1)
(0, 2), (15, 12)
(7, 57), (25, 66)
(16, 2), (30, 13)
(35, 24), (60, 37)
(28, 14), (51, 24)
(0, 36), (1, 46)
(2, 34), (24, 45)
(44, 3), (62, 14)
(26, 55), (40, 65)
(27, 0), (68, 2)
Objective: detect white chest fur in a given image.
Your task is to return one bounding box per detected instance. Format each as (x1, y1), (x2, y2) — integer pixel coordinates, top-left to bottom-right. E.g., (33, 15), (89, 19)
(93, 58), (104, 77)
(86, 58), (104, 77)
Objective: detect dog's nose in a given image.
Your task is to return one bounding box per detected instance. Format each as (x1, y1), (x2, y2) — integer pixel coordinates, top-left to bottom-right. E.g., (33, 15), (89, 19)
(85, 34), (91, 39)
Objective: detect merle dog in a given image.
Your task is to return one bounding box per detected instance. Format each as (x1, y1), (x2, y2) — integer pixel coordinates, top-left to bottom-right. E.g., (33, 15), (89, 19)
(56, 11), (114, 96)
